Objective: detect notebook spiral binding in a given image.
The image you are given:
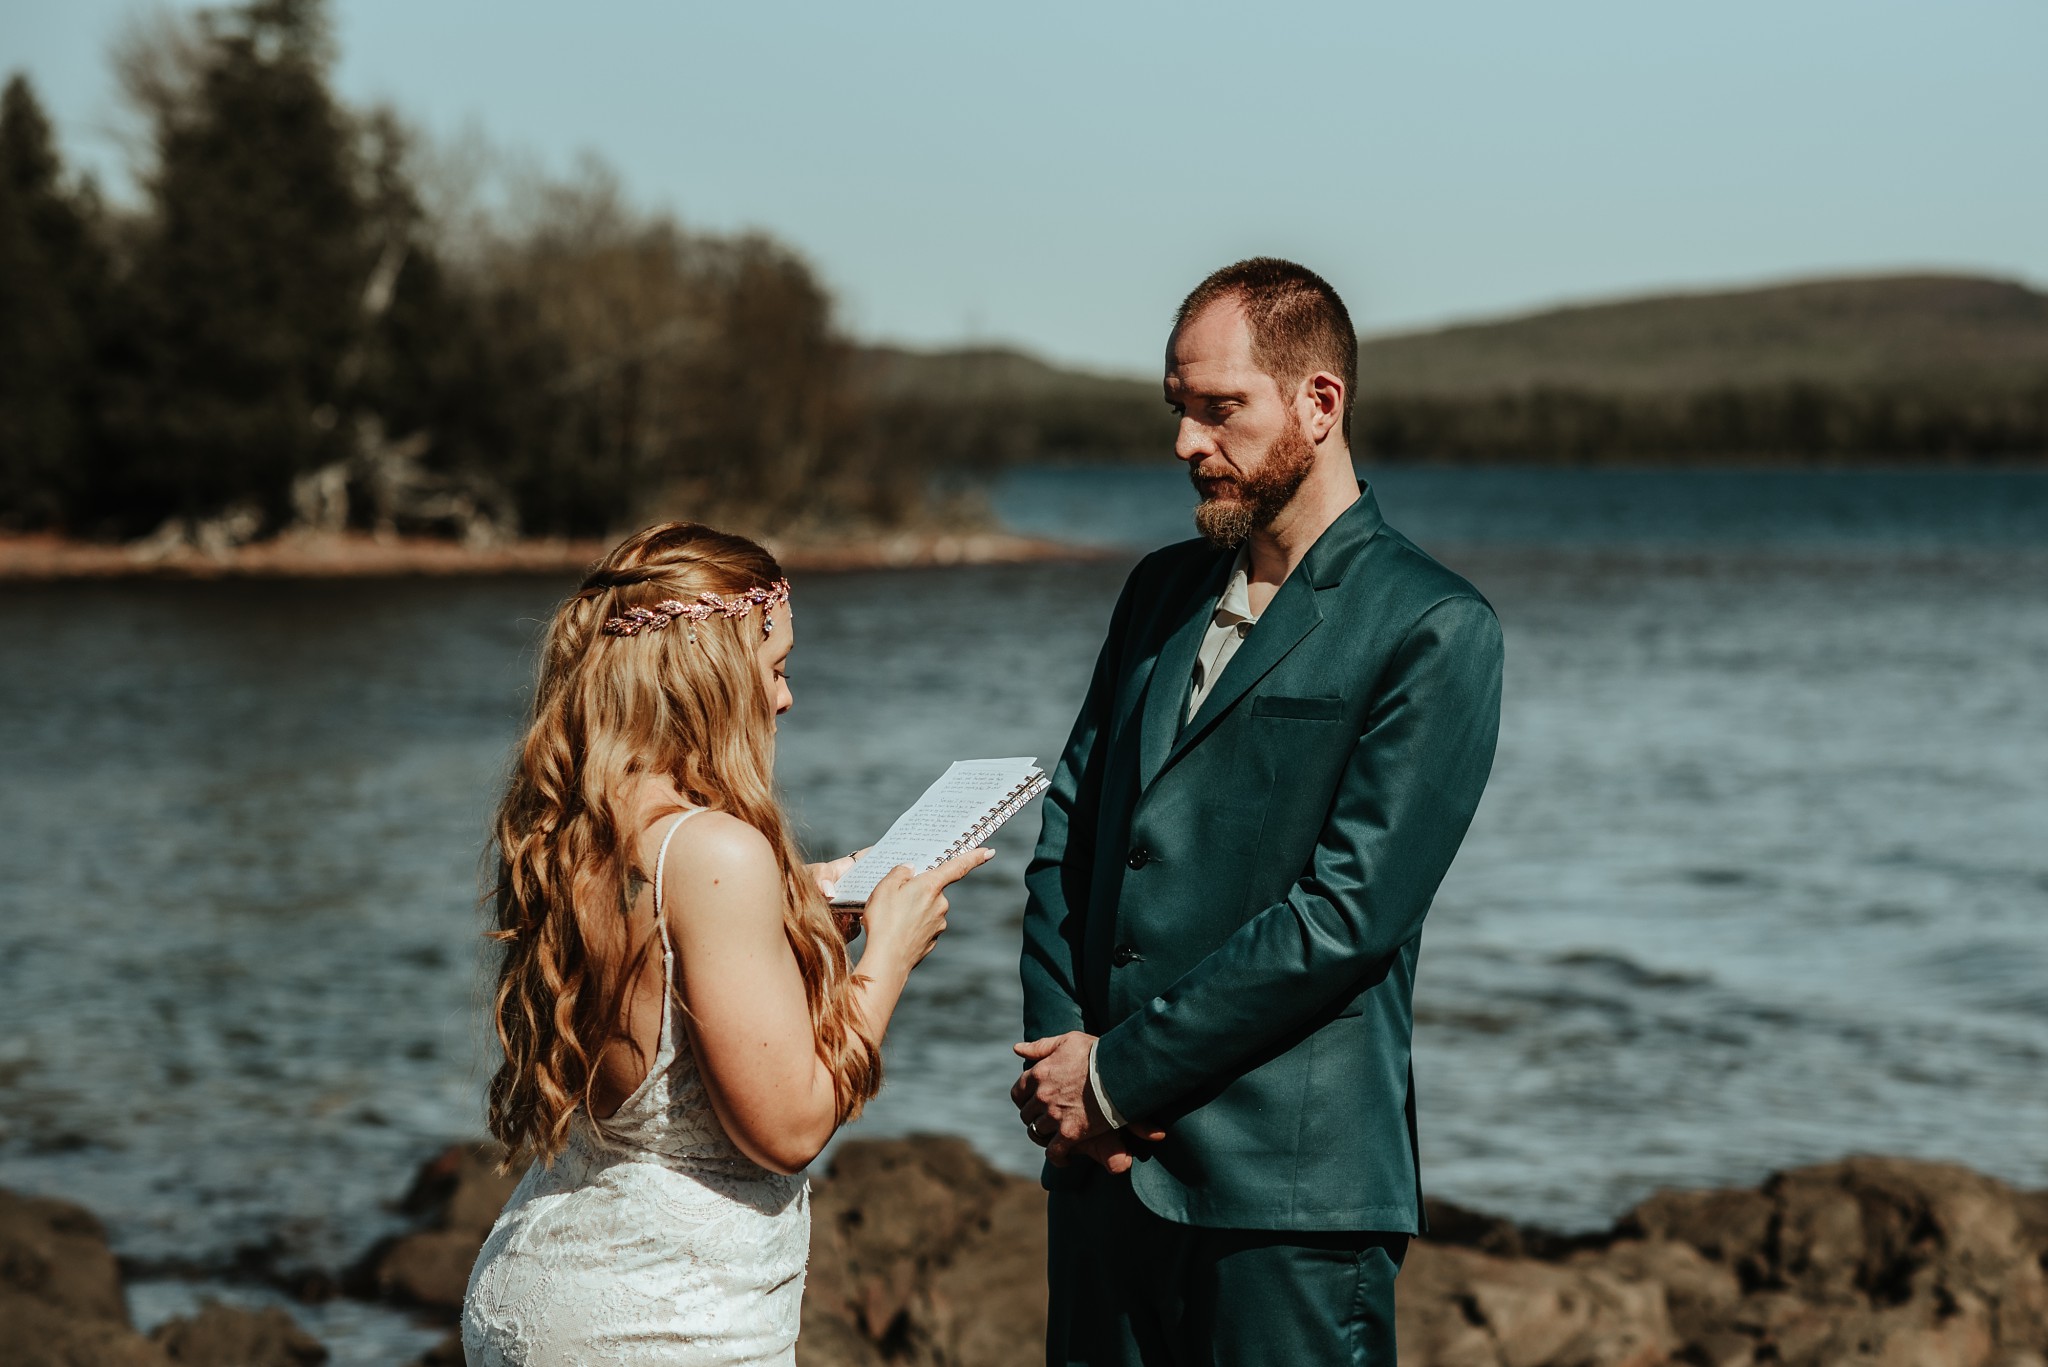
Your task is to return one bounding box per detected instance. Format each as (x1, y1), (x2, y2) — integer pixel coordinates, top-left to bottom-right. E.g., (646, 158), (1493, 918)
(932, 772), (1051, 866)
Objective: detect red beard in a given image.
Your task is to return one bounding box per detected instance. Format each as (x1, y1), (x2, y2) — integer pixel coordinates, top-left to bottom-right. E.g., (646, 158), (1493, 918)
(1191, 422), (1317, 548)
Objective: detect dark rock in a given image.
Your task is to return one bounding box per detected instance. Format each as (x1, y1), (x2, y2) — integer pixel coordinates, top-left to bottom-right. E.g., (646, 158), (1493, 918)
(795, 1310), (886, 1367)
(362, 1141), (518, 1311)
(0, 1189), (131, 1324)
(151, 1302), (329, 1365)
(0, 1189), (328, 1366)
(1583, 1239), (1740, 1348)
(0, 1188), (165, 1360)
(1395, 1240), (1679, 1367)
(1619, 1157), (2048, 1367)
(1426, 1196), (1544, 1258)
(797, 1145), (2048, 1367)
(341, 1139), (2048, 1367)
(399, 1142), (521, 1238)
(370, 1229), (488, 1312)
(1621, 1186), (1776, 1284)
(0, 1290), (169, 1366)
(1428, 1196), (1599, 1261)
(800, 1135), (1041, 1367)
(0, 1189), (170, 1364)
(922, 1182), (1047, 1367)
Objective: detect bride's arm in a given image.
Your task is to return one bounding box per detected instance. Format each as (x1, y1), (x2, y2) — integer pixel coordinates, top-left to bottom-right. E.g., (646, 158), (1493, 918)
(663, 813), (982, 1174)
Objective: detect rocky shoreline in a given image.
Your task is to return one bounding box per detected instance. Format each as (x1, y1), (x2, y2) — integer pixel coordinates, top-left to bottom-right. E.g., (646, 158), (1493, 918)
(0, 528), (1112, 583)
(5, 1138), (2044, 1366)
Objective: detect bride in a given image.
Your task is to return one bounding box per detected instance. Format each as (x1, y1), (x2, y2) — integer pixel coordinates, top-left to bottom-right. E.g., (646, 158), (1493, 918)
(463, 522), (990, 1365)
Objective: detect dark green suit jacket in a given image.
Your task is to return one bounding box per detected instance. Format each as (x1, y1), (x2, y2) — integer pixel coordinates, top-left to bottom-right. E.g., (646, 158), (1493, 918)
(1021, 485), (1503, 1233)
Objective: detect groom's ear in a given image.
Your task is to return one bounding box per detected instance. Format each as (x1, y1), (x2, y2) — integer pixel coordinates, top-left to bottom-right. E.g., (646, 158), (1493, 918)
(1299, 370), (1345, 447)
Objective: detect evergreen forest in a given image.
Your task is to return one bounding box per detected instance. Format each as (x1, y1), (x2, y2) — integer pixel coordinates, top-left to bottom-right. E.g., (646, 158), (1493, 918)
(3, 0), (2042, 551)
(0, 0), (941, 548)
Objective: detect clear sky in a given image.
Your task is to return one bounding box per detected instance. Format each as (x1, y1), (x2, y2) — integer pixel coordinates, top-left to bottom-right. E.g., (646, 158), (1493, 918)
(8, 0), (2046, 374)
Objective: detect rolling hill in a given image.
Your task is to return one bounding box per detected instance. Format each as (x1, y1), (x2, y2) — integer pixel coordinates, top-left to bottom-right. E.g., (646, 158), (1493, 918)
(857, 274), (2048, 464)
(1354, 274), (2048, 397)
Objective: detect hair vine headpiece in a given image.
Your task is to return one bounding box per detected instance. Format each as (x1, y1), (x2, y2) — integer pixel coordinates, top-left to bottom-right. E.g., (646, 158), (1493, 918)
(600, 579), (791, 643)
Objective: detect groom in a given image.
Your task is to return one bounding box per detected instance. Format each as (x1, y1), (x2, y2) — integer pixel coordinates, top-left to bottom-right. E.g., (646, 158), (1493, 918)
(1012, 258), (1503, 1364)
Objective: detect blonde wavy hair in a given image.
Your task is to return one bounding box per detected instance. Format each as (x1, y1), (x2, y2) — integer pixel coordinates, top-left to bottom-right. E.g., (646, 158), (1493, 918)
(485, 522), (881, 1166)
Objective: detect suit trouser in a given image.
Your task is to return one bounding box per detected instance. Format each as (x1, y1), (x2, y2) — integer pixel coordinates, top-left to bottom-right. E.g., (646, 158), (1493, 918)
(1046, 1171), (1408, 1367)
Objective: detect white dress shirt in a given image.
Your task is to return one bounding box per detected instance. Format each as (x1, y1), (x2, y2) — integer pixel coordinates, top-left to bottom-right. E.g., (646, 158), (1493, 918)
(1087, 548), (1259, 1130)
(1187, 548), (1257, 723)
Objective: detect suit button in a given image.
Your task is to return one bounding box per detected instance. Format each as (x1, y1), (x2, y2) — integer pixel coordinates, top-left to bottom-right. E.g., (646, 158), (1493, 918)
(1110, 944), (1141, 967)
(1126, 846), (1150, 870)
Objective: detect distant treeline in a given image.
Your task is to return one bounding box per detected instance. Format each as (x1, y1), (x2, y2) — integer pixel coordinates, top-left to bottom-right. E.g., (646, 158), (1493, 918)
(848, 379), (2048, 470)
(857, 394), (1174, 468)
(5, 2), (2039, 551)
(0, 0), (952, 546)
(844, 286), (2048, 471)
(1357, 381), (2048, 465)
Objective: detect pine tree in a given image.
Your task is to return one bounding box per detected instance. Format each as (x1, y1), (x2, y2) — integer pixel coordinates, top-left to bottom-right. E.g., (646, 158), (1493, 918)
(0, 75), (104, 529)
(102, 0), (371, 534)
(345, 109), (547, 539)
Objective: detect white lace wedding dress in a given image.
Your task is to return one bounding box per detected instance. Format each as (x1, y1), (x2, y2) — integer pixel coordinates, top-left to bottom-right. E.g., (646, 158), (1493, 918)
(463, 810), (811, 1366)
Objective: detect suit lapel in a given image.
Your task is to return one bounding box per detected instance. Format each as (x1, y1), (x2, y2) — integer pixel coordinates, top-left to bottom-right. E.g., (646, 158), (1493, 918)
(1136, 553), (1230, 792)
(1165, 571), (1322, 768)
(1150, 483), (1389, 783)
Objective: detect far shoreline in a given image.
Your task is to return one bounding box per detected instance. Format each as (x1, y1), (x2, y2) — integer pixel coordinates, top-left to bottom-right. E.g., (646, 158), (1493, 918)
(0, 528), (1122, 584)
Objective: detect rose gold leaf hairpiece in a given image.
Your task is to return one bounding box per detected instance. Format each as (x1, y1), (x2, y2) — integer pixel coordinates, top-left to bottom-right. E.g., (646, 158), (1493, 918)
(600, 579), (791, 639)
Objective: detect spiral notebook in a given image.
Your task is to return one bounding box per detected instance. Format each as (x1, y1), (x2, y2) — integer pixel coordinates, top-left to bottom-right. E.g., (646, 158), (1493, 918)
(827, 757), (1050, 906)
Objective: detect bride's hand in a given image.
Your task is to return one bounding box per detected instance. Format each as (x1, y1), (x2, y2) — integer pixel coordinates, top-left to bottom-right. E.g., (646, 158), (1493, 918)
(858, 847), (994, 977)
(810, 846), (871, 899)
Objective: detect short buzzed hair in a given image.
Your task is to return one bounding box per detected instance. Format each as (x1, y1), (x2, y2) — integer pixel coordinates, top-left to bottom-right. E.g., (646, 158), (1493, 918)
(1174, 258), (1358, 435)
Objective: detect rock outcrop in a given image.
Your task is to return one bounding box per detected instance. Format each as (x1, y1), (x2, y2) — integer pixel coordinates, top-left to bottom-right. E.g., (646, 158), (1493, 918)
(799, 1136), (1047, 1367)
(151, 1302), (329, 1365)
(0, 1189), (327, 1366)
(1397, 1156), (2048, 1367)
(355, 1141), (521, 1312)
(793, 1143), (2048, 1367)
(10, 1143), (2047, 1366)
(1625, 1157), (2048, 1367)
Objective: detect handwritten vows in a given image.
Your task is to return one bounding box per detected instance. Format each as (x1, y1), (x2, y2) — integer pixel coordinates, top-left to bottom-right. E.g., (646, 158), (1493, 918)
(827, 758), (1049, 906)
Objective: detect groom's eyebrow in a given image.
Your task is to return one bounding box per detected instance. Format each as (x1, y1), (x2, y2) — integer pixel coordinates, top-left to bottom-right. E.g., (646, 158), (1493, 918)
(1164, 380), (1248, 406)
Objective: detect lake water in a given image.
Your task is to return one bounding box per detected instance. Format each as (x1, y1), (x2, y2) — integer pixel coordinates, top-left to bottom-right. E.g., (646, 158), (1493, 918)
(4, 464), (2046, 1361)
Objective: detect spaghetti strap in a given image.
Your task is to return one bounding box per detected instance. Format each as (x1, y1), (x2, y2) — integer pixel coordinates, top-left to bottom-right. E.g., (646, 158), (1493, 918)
(585, 807), (706, 1132)
(651, 807), (701, 970)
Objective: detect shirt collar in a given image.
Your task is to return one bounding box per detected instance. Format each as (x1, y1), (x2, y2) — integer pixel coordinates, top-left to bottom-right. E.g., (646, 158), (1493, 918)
(1215, 547), (1255, 626)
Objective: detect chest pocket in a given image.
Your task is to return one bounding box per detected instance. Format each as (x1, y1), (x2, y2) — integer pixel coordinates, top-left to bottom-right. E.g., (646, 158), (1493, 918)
(1251, 693), (1344, 722)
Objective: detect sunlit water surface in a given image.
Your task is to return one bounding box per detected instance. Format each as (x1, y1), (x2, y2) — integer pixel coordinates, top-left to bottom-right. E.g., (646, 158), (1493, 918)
(3, 466), (2045, 1362)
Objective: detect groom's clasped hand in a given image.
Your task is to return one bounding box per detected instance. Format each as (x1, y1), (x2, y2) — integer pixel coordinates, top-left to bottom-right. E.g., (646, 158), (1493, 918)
(1011, 1031), (1166, 1173)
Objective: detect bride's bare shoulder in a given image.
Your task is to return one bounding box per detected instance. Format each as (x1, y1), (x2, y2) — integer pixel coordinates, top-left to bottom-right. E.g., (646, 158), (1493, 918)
(663, 808), (773, 867)
(654, 810), (783, 923)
